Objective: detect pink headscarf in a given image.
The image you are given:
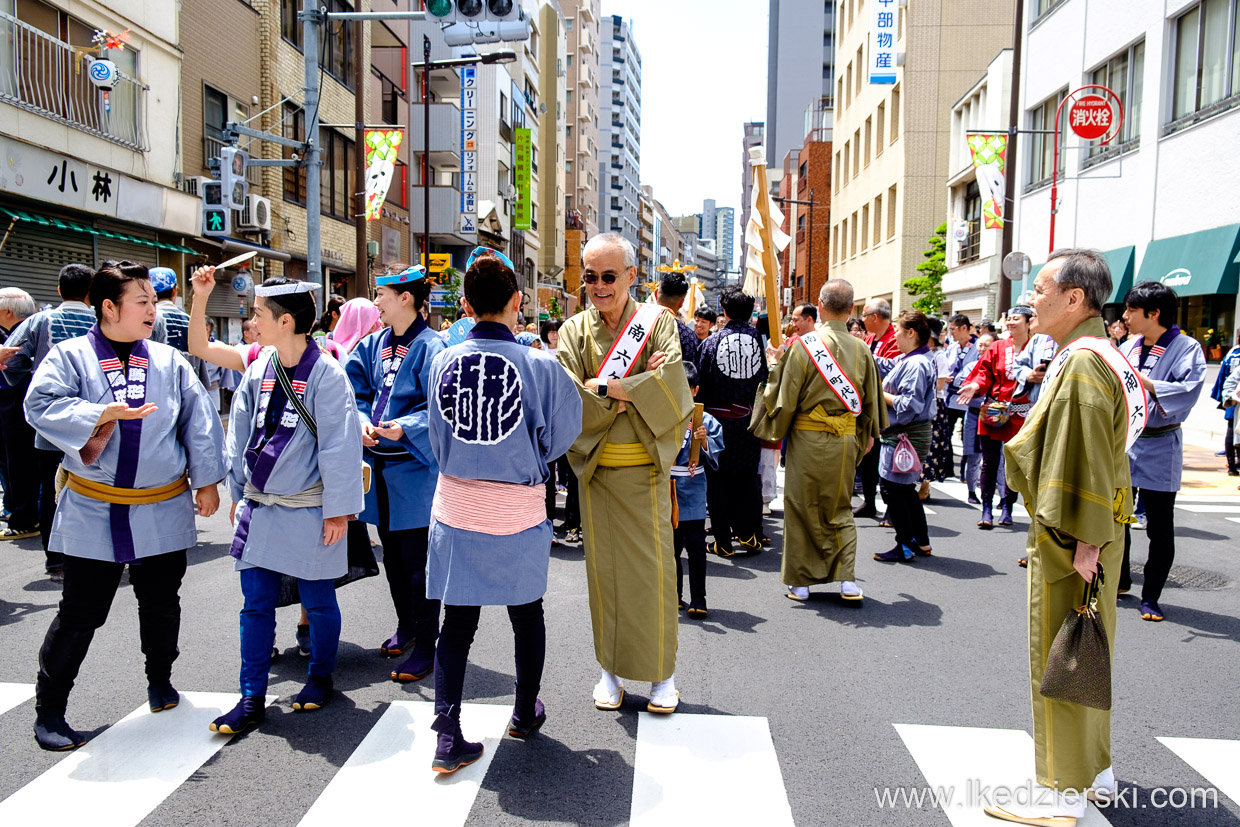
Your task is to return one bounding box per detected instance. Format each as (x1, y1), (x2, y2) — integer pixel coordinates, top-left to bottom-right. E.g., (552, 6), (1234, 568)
(333, 297), (381, 354)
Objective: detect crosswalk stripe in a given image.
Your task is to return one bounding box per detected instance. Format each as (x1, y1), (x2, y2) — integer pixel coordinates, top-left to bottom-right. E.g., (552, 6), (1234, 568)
(1228, 517), (1240, 525)
(894, 724), (1111, 825)
(930, 480), (1030, 518)
(0, 682), (35, 717)
(0, 692), (273, 827)
(1174, 504), (1240, 514)
(298, 701), (512, 827)
(1157, 737), (1240, 807)
(630, 712), (794, 826)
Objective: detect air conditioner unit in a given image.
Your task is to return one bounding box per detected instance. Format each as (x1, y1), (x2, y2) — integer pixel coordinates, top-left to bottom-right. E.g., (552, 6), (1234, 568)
(182, 175), (214, 197)
(237, 195), (272, 231)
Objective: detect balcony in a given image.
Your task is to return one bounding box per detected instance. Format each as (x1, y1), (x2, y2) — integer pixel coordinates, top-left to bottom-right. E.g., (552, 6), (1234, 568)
(0, 11), (148, 151)
(409, 184), (468, 238)
(410, 102), (461, 163)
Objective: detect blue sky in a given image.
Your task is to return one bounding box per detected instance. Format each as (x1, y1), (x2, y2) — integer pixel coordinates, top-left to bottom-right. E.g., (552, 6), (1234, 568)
(602, 0), (768, 269)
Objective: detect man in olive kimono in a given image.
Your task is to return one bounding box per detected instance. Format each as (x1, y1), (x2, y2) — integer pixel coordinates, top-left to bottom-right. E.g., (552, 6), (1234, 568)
(556, 233), (694, 715)
(988, 249), (1139, 826)
(753, 280), (885, 603)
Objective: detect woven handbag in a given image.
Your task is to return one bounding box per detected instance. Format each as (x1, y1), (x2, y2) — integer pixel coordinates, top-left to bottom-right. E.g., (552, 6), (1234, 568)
(1039, 563), (1112, 710)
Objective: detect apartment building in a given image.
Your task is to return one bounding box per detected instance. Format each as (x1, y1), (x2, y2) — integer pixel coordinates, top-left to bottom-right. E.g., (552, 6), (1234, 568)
(766, 0), (837, 183)
(598, 13), (641, 252)
(738, 121), (764, 273)
(564, 0), (600, 241)
(537, 0), (569, 312)
(827, 0), (1013, 313)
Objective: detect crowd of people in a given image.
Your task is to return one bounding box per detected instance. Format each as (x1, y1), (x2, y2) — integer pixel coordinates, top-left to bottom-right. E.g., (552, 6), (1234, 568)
(0, 237), (1227, 822)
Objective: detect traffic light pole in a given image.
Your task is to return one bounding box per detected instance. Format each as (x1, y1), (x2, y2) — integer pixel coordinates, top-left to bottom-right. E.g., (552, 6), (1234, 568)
(302, 2), (323, 290)
(423, 35), (431, 277)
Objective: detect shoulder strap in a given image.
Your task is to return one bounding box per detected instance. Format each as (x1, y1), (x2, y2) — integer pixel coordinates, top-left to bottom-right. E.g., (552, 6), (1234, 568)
(271, 356), (319, 439)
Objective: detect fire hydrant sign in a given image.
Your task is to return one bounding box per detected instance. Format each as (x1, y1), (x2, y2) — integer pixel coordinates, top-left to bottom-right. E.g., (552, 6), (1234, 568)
(1069, 96), (1114, 140)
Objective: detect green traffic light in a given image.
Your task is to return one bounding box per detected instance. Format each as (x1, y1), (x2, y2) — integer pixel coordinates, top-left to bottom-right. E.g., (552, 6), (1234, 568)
(427, 0), (453, 16)
(457, 0), (483, 17)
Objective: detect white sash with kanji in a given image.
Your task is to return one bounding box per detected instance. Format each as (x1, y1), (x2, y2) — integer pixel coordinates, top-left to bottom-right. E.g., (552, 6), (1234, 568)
(1044, 336), (1147, 451)
(798, 331), (862, 416)
(597, 304), (665, 380)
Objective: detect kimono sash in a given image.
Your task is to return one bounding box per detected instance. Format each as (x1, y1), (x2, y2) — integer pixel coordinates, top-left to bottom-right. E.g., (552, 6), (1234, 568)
(797, 331), (861, 415)
(596, 303), (665, 380)
(230, 343), (322, 560)
(1044, 336), (1147, 451)
(86, 327), (152, 564)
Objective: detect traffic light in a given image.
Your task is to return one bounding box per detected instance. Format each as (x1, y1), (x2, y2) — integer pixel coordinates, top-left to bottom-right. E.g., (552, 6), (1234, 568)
(433, 0), (529, 44)
(203, 206), (230, 237)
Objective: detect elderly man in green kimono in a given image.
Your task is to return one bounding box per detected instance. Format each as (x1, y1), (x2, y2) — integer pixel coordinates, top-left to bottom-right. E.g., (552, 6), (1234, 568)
(753, 279), (885, 603)
(985, 248), (1139, 826)
(557, 233), (694, 715)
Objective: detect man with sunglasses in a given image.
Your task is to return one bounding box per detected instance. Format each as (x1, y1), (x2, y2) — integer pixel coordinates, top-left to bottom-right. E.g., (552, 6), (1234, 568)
(557, 233), (694, 714)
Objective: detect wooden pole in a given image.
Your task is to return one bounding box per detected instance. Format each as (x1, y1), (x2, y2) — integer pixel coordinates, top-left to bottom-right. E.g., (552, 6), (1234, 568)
(749, 147), (783, 349)
(688, 402), (704, 467)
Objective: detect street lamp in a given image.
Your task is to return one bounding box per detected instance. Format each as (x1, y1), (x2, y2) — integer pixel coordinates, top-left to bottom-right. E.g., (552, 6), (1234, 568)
(774, 188), (819, 307)
(419, 36), (516, 280)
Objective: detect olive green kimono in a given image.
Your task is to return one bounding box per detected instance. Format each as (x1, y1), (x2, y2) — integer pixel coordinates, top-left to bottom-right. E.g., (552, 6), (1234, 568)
(1004, 317), (1132, 791)
(752, 321), (885, 586)
(557, 297), (694, 682)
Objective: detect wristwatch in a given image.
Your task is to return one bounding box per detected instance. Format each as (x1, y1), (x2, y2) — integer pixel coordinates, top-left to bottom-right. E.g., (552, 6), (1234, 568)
(596, 381), (609, 398)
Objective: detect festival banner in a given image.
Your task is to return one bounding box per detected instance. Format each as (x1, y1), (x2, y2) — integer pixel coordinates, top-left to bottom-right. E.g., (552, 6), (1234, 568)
(966, 133), (1007, 230)
(514, 128), (532, 231)
(364, 129), (404, 221)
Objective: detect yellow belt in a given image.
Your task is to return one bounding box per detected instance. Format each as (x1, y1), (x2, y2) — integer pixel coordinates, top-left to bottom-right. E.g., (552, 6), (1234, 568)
(66, 472), (190, 505)
(793, 407), (857, 436)
(598, 442), (653, 467)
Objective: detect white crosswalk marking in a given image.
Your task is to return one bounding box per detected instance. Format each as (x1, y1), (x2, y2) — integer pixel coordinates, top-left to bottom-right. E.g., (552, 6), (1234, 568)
(1228, 517), (1240, 525)
(1157, 737), (1240, 807)
(1173, 504), (1240, 514)
(630, 712), (794, 826)
(931, 479), (1030, 518)
(0, 692), (273, 827)
(894, 724), (1111, 826)
(0, 682), (35, 716)
(298, 701), (512, 827)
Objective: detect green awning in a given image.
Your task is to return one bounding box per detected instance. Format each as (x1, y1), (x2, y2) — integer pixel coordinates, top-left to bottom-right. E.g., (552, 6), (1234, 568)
(1, 208), (196, 254)
(1102, 246), (1135, 304)
(1135, 224), (1240, 298)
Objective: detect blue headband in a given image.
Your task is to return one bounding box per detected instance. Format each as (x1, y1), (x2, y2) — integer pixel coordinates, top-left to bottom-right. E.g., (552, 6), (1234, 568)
(465, 246), (515, 273)
(376, 264), (428, 286)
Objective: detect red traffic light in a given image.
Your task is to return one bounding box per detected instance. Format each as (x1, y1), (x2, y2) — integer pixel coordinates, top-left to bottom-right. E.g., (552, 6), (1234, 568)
(457, 0), (483, 17)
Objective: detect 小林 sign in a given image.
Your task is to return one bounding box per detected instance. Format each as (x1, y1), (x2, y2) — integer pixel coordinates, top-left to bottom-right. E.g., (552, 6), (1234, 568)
(1068, 96), (1115, 140)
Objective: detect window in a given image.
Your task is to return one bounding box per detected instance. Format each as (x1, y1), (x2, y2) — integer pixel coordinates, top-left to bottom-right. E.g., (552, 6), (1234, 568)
(567, 54), (573, 66)
(391, 161), (408, 210)
(845, 62), (852, 107)
(852, 129), (860, 177)
(890, 86), (900, 142)
(860, 205), (869, 251)
(1088, 41), (1143, 158)
(204, 86), (229, 143)
(864, 116), (872, 166)
(837, 77), (845, 112)
(1034, 0), (1068, 19)
(799, 160), (808, 179)
(319, 129), (355, 221)
(1028, 89), (1067, 185)
(887, 184), (897, 239)
(832, 223), (840, 264)
(960, 181), (981, 263)
(323, 0), (356, 87)
(565, 17), (574, 31)
(850, 211), (858, 256)
(283, 104), (306, 204)
(281, 0), (302, 49)
(842, 142), (850, 186)
(841, 217), (849, 258)
(834, 151), (841, 192)
(876, 103), (885, 156)
(1171, 0), (1240, 125)
(873, 194), (883, 246)
(855, 45), (863, 95)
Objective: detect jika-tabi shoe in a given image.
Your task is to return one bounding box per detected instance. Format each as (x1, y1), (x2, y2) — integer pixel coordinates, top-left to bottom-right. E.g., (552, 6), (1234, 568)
(391, 652), (434, 682)
(647, 676), (679, 714)
(1140, 600), (1165, 622)
(786, 585), (810, 601)
(209, 696), (266, 735)
(978, 505), (994, 529)
(593, 671), (624, 710)
(873, 545), (915, 563)
(379, 630), (415, 657)
(33, 715), (87, 751)
(998, 503), (1014, 525)
(292, 675), (333, 711)
(295, 623), (311, 657)
(852, 503), (878, 519)
(1018, 557), (1028, 568)
(840, 581), (863, 601)
(430, 720), (484, 774)
(508, 698), (546, 738)
(686, 600), (708, 618)
(147, 682), (180, 712)
(967, 492), (981, 504)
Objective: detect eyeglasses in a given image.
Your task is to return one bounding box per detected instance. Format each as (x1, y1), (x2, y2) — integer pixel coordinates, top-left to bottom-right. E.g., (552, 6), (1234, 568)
(582, 271), (621, 285)
(465, 246), (515, 272)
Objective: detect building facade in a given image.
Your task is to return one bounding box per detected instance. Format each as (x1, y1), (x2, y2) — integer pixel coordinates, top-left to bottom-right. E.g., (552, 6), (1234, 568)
(739, 121), (764, 273)
(766, 0), (836, 185)
(714, 204), (736, 276)
(564, 0), (600, 241)
(1013, 0), (1240, 353)
(827, 0), (1014, 314)
(598, 13), (641, 253)
(537, 0), (570, 313)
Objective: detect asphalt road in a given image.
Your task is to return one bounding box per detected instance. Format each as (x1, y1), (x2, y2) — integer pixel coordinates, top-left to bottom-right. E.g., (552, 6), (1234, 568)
(0, 477), (1237, 827)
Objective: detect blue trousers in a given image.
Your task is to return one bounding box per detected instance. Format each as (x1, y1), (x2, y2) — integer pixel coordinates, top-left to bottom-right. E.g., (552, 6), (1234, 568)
(239, 567), (339, 696)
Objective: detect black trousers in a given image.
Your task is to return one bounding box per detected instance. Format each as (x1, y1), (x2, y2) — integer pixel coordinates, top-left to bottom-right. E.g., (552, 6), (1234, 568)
(36, 550), (187, 717)
(433, 599), (544, 724)
(0, 384), (39, 530)
(979, 434), (1017, 508)
(376, 524), (439, 657)
(705, 467), (762, 549)
(38, 449), (64, 566)
(881, 480), (928, 548)
(560, 456), (580, 530)
(1120, 488), (1177, 603)
(673, 518), (707, 606)
(858, 443), (880, 508)
(1226, 416), (1237, 473)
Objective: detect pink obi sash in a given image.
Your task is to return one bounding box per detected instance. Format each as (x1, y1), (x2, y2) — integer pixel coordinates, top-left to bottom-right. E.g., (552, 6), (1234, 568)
(432, 473), (547, 535)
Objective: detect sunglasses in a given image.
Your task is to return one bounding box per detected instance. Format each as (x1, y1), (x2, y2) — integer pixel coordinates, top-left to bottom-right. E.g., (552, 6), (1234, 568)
(582, 271), (621, 285)
(465, 246), (515, 272)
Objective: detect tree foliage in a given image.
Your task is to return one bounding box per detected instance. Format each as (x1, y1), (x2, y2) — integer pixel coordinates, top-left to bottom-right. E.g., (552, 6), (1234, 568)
(904, 223), (947, 316)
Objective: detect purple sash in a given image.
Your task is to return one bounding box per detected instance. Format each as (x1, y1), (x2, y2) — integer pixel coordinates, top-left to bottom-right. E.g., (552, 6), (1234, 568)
(229, 343), (321, 560)
(87, 327), (151, 564)
(370, 320), (424, 426)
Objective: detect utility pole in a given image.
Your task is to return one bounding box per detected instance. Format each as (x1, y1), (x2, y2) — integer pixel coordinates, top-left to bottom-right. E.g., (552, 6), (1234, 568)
(423, 35), (431, 276)
(998, 0), (1024, 314)
(354, 16), (367, 297)
(302, 1), (323, 291)
(774, 190), (821, 308)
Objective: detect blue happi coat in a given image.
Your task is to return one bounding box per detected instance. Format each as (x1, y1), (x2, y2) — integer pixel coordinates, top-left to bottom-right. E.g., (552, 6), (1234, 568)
(226, 346), (365, 580)
(24, 332), (225, 561)
(671, 411), (724, 521)
(345, 318), (445, 530)
(3, 300), (96, 449)
(425, 322), (582, 606)
(1120, 327), (1206, 492)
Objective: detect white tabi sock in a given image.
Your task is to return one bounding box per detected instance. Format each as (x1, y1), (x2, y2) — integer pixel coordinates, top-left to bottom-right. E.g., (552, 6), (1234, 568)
(650, 675), (677, 707)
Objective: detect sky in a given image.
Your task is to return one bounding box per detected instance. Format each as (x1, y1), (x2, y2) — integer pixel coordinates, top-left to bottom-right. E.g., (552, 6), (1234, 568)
(600, 0), (769, 269)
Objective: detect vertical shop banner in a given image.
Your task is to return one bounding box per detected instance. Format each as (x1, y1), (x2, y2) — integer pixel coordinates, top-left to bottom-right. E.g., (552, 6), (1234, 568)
(966, 134), (1007, 229)
(364, 130), (404, 221)
(459, 66), (478, 235)
(869, 0), (897, 84)
(514, 127), (532, 231)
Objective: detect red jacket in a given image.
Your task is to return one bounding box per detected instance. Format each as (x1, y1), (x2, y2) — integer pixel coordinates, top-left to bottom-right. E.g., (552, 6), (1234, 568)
(964, 338), (1030, 442)
(865, 325), (900, 360)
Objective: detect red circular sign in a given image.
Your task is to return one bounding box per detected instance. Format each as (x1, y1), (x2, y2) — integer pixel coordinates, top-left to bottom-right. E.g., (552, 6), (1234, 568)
(1068, 96), (1116, 140)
